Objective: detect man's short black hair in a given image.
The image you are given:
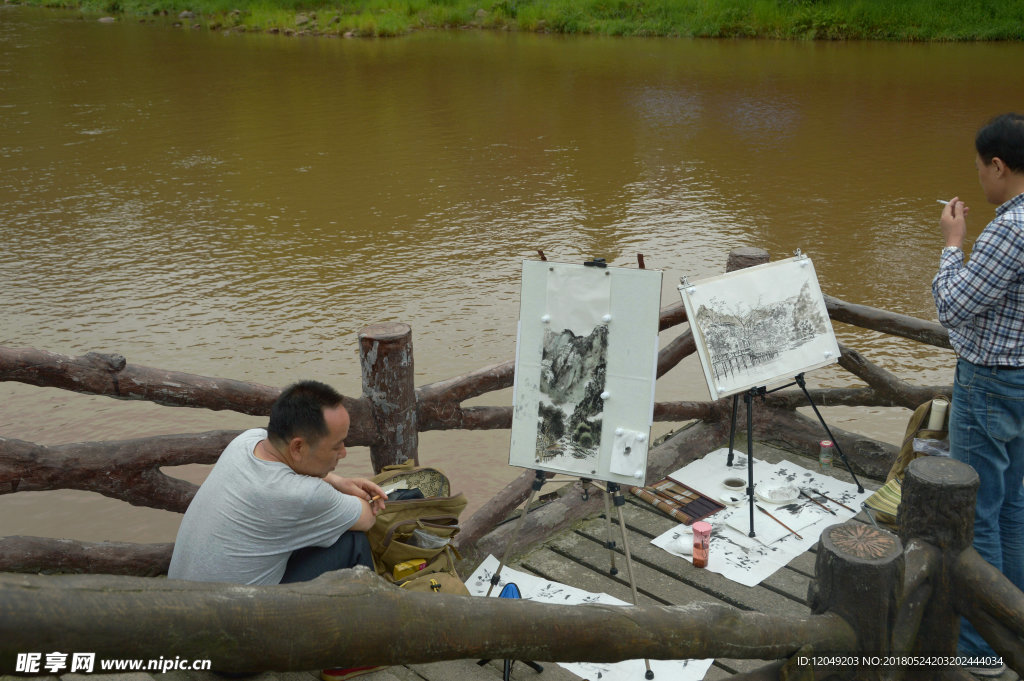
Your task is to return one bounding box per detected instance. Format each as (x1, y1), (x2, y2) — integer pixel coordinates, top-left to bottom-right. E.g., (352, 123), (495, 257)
(267, 380), (344, 446)
(976, 113), (1024, 172)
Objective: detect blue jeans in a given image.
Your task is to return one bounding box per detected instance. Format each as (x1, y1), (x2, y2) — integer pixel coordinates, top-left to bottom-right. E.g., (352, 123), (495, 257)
(949, 358), (1024, 657)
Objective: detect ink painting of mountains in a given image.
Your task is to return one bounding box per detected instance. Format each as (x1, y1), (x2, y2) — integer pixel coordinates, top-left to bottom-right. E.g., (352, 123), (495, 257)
(535, 324), (608, 469)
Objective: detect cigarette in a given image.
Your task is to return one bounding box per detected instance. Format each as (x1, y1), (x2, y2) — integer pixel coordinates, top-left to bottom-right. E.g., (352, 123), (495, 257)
(937, 199), (950, 205)
(368, 494), (381, 503)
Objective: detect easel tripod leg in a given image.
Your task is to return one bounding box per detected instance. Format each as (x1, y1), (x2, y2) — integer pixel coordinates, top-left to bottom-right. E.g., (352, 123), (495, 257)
(481, 469), (547, 678)
(486, 469), (546, 597)
(727, 393), (739, 467)
(794, 374), (864, 493)
(602, 480), (618, 576)
(745, 388), (756, 538)
(608, 483), (655, 680)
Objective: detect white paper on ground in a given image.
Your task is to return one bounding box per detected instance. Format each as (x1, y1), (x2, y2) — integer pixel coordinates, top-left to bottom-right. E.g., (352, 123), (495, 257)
(466, 555), (715, 681)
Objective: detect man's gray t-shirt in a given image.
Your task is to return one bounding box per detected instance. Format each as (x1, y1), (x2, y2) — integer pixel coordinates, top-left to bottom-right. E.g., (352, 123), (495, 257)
(168, 428), (362, 585)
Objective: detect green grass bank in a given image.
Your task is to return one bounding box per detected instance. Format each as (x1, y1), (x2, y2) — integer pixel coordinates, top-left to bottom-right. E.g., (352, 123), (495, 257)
(10, 0), (1024, 40)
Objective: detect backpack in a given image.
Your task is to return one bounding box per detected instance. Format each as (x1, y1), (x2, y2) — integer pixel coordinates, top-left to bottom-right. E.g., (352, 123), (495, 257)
(864, 398), (949, 529)
(367, 461), (469, 594)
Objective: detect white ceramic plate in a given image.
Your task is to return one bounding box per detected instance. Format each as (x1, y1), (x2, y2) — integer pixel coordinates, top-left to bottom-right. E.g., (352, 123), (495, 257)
(755, 483), (800, 504)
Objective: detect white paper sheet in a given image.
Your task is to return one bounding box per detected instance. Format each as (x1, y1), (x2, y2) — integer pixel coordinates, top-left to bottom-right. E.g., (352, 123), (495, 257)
(723, 501), (825, 546)
(467, 555), (715, 681)
(546, 263), (611, 335)
(652, 448), (874, 587)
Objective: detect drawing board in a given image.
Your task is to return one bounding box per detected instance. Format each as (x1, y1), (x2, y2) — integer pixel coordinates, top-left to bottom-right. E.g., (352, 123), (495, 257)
(678, 255), (839, 400)
(509, 260), (662, 485)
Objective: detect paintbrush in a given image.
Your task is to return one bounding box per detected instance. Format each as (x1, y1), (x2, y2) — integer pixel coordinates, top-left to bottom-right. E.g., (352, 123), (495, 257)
(756, 504), (803, 540)
(808, 488), (856, 513)
(800, 489), (837, 515)
(645, 486), (680, 507)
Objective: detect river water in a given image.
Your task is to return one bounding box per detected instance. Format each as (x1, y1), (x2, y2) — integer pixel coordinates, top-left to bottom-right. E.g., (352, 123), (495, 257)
(3, 6), (1023, 543)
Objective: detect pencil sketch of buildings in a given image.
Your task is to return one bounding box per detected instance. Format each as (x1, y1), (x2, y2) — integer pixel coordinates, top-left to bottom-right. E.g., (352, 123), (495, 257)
(535, 324), (608, 465)
(694, 280), (830, 384)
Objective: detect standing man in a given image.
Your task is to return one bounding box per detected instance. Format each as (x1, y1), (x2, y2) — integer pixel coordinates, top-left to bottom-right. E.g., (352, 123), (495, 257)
(932, 113), (1024, 677)
(169, 380), (386, 586)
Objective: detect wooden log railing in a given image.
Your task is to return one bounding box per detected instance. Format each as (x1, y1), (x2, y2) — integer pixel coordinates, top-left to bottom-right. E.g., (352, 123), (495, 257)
(1, 457), (1019, 681)
(1, 246), (954, 575)
(0, 568), (858, 674)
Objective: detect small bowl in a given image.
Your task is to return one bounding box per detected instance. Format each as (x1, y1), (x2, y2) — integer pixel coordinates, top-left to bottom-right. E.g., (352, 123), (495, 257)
(723, 477), (746, 492)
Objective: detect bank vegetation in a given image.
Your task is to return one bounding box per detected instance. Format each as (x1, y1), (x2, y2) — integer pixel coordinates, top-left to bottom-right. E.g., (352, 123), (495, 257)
(9, 0), (1024, 40)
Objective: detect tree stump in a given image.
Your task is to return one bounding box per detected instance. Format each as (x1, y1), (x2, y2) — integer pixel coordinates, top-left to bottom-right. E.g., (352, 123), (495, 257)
(810, 521), (903, 672)
(899, 456), (977, 553)
(359, 322), (418, 472)
(899, 457), (978, 659)
(726, 247), (770, 272)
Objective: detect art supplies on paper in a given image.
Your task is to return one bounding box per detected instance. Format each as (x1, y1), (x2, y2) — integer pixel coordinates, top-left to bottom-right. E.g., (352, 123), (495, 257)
(818, 439), (834, 470)
(691, 521), (711, 567)
(466, 555), (715, 681)
(652, 448), (874, 587)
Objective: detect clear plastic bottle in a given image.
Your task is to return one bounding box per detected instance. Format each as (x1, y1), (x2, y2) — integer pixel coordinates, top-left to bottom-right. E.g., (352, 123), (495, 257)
(819, 440), (834, 471)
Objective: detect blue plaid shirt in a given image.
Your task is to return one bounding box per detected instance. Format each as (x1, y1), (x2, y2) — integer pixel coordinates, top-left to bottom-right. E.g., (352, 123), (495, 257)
(932, 192), (1024, 367)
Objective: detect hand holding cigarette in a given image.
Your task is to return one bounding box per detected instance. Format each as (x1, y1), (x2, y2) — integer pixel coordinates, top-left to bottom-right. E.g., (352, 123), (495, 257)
(939, 196), (969, 248)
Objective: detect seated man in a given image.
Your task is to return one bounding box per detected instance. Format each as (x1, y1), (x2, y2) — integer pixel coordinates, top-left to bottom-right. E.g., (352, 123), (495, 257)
(168, 380), (386, 586)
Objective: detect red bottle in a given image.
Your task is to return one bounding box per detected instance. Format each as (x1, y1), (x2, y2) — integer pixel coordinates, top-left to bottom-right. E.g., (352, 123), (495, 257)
(692, 521), (711, 568)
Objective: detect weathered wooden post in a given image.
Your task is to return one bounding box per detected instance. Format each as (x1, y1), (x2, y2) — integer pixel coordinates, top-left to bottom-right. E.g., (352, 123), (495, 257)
(806, 454), (991, 681)
(358, 322), (418, 472)
(899, 456), (978, 674)
(726, 246), (770, 272)
(809, 521), (904, 680)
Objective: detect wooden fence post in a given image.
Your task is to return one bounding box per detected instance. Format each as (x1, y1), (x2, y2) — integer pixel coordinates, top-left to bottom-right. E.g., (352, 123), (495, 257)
(809, 521), (903, 679)
(899, 456), (978, 665)
(358, 323), (418, 472)
(726, 246), (770, 272)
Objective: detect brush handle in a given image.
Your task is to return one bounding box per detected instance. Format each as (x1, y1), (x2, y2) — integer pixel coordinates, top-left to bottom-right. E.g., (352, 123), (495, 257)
(800, 489), (837, 515)
(812, 489), (856, 513)
(756, 504), (803, 540)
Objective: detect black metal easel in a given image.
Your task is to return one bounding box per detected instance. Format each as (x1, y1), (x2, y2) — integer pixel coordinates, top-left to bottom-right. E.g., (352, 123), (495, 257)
(726, 372), (864, 537)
